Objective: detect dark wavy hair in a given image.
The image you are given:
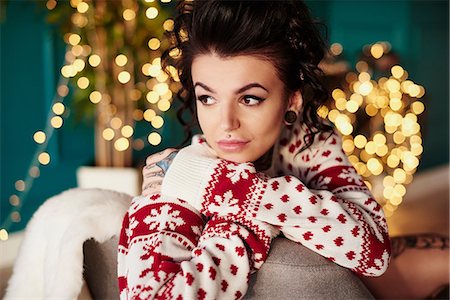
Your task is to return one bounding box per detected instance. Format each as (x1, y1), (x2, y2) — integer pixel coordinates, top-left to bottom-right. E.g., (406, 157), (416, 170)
(162, 0), (332, 149)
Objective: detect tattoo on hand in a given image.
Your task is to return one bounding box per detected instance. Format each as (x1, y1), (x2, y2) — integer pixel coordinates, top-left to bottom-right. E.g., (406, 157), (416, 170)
(156, 151), (178, 174)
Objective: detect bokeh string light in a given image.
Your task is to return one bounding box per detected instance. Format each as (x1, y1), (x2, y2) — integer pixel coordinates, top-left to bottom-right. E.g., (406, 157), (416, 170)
(49, 0), (180, 167)
(0, 75), (70, 241)
(320, 42), (425, 218)
(2, 0), (179, 240)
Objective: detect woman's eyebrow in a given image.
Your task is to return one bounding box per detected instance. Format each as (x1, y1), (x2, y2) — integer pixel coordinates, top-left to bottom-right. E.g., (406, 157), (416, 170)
(235, 83), (268, 94)
(194, 82), (215, 93)
(194, 82), (268, 94)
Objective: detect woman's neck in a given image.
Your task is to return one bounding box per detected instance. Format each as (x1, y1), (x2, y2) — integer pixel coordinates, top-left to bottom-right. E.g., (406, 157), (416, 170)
(253, 146), (274, 172)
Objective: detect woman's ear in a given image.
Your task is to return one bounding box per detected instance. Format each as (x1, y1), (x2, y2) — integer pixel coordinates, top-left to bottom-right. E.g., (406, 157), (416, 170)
(288, 91), (303, 112)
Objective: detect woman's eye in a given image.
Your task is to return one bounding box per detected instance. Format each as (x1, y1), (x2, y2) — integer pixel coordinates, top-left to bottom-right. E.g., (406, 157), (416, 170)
(197, 95), (216, 105)
(242, 95), (264, 106)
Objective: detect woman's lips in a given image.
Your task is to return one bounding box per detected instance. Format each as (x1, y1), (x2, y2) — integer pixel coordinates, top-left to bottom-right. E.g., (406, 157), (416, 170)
(216, 139), (249, 152)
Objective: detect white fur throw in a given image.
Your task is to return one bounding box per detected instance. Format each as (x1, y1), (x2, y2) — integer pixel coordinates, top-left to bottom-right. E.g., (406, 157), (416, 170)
(4, 188), (132, 299)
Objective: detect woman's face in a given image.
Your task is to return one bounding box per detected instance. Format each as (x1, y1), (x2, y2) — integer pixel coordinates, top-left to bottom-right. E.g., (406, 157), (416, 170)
(192, 53), (294, 163)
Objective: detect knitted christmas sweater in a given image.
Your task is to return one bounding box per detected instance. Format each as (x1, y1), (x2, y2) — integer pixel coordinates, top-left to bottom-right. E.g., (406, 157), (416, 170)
(118, 123), (391, 299)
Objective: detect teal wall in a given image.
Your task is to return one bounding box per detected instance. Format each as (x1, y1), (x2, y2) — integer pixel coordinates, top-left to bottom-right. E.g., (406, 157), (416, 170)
(1, 1), (448, 233)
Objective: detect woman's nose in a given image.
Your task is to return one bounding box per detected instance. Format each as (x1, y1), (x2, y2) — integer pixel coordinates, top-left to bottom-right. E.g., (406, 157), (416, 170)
(220, 104), (240, 132)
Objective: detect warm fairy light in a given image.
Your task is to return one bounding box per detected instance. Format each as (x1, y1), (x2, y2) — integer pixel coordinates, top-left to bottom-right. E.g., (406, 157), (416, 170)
(365, 141), (376, 155)
(133, 139), (145, 150)
(0, 229), (8, 241)
(342, 139), (355, 153)
(71, 12), (88, 28)
(387, 155), (400, 168)
(68, 33), (81, 46)
(144, 109), (156, 122)
(391, 65), (404, 79)
(148, 38), (161, 50)
(355, 61), (368, 72)
(52, 102), (65, 115)
(70, 0), (82, 8)
(161, 0), (171, 3)
(29, 166), (40, 178)
(9, 195), (20, 206)
(411, 101), (425, 115)
(148, 65), (161, 77)
(51, 116), (63, 128)
(153, 83), (169, 95)
(407, 84), (421, 97)
(121, 125), (134, 138)
(354, 135), (367, 149)
(358, 72), (371, 82)
(38, 152), (51, 165)
(133, 109), (144, 121)
(393, 168), (406, 183)
(141, 63), (152, 76)
(33, 131), (46, 144)
(61, 65), (76, 78)
(57, 85), (69, 97)
(330, 43), (343, 56)
(102, 128), (115, 141)
(386, 79), (401, 92)
(71, 45), (83, 56)
(163, 19), (174, 31)
(346, 100), (359, 113)
(332, 88), (345, 100)
(161, 90), (172, 101)
(11, 212), (21, 223)
(73, 59), (85, 72)
(118, 71), (131, 84)
(77, 76), (89, 89)
(115, 54), (128, 67)
(82, 45), (92, 56)
(15, 180), (25, 192)
(114, 138), (130, 151)
(157, 72), (170, 83)
(373, 133), (386, 145)
(89, 91), (102, 104)
(77, 2), (89, 13)
(88, 54), (101, 67)
(146, 7), (159, 19)
(358, 81), (373, 96)
(110, 117), (123, 129)
(389, 98), (402, 111)
(370, 43), (384, 59)
(129, 89), (142, 101)
(123, 9), (136, 21)
(46, 0), (57, 10)
(335, 97), (346, 111)
(148, 132), (162, 145)
(169, 47), (181, 58)
(158, 99), (171, 111)
(146, 91), (159, 104)
(367, 158), (383, 175)
(151, 115), (164, 128)
(317, 105), (329, 119)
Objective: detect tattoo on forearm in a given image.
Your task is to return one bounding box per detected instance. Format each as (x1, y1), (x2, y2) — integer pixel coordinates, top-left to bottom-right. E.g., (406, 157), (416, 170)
(143, 171), (165, 178)
(391, 233), (449, 258)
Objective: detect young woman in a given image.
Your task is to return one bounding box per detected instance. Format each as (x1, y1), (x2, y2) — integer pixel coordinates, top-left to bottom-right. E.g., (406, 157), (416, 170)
(117, 1), (391, 299)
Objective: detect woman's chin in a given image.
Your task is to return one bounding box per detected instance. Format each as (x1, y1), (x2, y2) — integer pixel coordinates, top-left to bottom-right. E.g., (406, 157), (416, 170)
(215, 151), (259, 164)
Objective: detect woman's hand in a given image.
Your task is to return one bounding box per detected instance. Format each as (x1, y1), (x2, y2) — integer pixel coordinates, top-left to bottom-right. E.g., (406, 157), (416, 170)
(142, 148), (178, 196)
